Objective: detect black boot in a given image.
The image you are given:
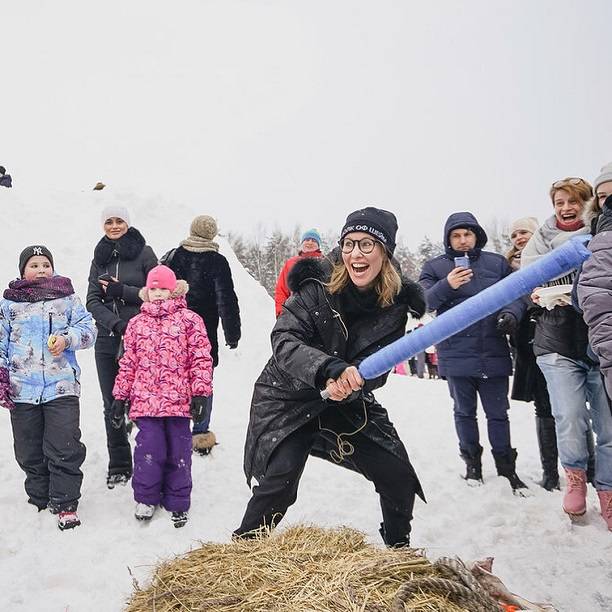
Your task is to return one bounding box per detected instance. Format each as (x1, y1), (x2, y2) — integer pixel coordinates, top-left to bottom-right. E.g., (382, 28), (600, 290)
(493, 448), (530, 497)
(378, 523), (410, 548)
(460, 445), (483, 486)
(535, 417), (560, 491)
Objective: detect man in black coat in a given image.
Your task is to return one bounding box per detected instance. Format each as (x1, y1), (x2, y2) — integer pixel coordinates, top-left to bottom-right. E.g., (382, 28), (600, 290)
(419, 212), (528, 494)
(164, 215), (241, 455)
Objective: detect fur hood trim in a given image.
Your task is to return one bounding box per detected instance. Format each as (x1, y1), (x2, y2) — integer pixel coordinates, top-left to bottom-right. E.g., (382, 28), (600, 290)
(93, 227), (147, 265)
(287, 256), (426, 317)
(139, 279), (189, 302)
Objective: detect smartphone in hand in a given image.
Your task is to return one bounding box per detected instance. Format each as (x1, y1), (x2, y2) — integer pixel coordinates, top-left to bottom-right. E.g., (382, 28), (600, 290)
(98, 273), (113, 282)
(454, 256), (470, 268)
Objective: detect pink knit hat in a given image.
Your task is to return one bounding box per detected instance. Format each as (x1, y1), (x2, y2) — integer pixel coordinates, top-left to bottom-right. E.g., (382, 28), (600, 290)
(146, 265), (177, 291)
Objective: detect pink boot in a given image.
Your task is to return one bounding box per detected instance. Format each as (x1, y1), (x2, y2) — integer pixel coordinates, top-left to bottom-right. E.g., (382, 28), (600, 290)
(597, 490), (612, 531)
(562, 468), (587, 517)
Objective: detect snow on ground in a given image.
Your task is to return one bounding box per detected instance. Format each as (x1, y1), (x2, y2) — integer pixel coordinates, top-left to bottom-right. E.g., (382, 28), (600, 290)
(0, 189), (611, 611)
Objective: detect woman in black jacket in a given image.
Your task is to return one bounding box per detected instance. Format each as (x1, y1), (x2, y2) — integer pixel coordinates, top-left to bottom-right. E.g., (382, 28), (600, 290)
(234, 207), (426, 547)
(86, 206), (158, 488)
(506, 217), (559, 490)
(163, 215), (241, 455)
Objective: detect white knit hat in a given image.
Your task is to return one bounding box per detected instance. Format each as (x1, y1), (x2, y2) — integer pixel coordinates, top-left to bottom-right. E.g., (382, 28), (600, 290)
(510, 216), (539, 235)
(594, 162), (612, 193)
(101, 205), (131, 227)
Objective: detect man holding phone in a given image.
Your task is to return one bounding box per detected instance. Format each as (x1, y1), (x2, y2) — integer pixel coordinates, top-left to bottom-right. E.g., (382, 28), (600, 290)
(419, 212), (528, 495)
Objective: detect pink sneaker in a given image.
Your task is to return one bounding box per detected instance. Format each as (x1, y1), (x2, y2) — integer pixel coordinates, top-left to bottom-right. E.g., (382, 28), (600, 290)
(597, 490), (612, 531)
(562, 468), (587, 517)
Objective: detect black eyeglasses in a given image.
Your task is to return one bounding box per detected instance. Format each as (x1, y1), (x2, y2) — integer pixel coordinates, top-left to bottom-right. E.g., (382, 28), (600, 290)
(339, 237), (380, 254)
(551, 177), (587, 189)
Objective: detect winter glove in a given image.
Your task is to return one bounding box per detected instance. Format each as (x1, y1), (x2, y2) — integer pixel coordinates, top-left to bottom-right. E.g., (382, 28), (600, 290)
(496, 312), (518, 335)
(113, 320), (129, 336)
(226, 342), (238, 350)
(190, 396), (208, 424)
(605, 194), (612, 211)
(111, 399), (128, 429)
(104, 280), (125, 299)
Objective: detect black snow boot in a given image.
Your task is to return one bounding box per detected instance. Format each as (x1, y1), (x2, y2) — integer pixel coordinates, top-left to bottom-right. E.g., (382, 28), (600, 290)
(378, 523), (410, 548)
(493, 448), (531, 497)
(460, 445), (483, 486)
(535, 417), (560, 491)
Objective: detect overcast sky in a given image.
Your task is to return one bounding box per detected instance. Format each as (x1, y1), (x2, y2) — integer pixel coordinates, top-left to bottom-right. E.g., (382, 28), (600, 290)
(2, 1), (612, 247)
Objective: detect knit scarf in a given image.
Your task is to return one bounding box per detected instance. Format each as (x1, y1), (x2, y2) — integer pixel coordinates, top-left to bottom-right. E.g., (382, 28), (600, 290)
(4, 276), (74, 302)
(179, 235), (219, 253)
(556, 218), (584, 232)
(520, 214), (589, 285)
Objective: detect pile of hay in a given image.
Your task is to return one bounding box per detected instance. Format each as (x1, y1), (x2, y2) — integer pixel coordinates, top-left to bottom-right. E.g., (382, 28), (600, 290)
(126, 525), (500, 611)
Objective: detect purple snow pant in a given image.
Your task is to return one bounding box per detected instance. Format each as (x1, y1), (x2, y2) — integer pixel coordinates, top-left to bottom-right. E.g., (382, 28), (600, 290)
(132, 417), (192, 512)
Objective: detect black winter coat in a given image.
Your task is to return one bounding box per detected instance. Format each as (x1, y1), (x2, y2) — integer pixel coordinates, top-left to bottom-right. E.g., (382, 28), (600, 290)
(243, 257), (426, 499)
(510, 297), (549, 403)
(418, 212), (525, 378)
(165, 247), (241, 367)
(86, 228), (158, 337)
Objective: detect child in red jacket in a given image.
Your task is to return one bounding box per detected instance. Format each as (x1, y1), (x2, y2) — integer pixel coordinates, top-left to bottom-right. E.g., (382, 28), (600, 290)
(112, 265), (213, 526)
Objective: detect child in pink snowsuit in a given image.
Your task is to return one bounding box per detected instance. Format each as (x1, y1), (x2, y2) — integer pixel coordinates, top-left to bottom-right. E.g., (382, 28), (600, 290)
(112, 265), (213, 526)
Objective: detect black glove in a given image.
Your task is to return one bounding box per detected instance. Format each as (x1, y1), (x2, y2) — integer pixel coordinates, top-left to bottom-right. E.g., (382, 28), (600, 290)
(111, 399), (128, 429)
(226, 342), (238, 350)
(605, 194), (612, 211)
(105, 280), (125, 299)
(114, 320), (129, 336)
(190, 396), (208, 424)
(497, 312), (518, 335)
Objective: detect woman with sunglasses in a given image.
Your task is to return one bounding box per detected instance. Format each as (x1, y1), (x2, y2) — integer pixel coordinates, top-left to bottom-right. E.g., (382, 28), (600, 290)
(522, 177), (612, 526)
(234, 207), (426, 547)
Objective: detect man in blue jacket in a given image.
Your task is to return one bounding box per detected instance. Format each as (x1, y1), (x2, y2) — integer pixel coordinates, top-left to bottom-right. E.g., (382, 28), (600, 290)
(419, 212), (529, 495)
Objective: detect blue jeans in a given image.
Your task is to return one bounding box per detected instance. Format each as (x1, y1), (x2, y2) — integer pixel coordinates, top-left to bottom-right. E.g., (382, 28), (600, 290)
(192, 394), (213, 435)
(537, 353), (612, 490)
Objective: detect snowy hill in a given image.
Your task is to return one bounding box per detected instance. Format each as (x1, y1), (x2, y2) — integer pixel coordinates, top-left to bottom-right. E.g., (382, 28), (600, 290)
(0, 188), (611, 611)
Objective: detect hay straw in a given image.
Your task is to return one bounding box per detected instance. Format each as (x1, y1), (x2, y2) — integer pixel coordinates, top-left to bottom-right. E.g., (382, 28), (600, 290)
(126, 525), (481, 612)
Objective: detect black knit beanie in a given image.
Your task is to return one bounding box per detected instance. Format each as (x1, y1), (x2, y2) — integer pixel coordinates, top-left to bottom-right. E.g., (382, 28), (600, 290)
(19, 245), (54, 277)
(340, 206), (398, 255)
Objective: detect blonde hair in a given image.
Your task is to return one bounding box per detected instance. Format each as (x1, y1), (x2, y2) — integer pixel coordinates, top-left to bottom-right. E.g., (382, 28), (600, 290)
(327, 251), (402, 307)
(549, 180), (593, 206)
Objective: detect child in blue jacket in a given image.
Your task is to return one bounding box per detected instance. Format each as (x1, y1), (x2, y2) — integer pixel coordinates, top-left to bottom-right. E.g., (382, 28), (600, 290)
(0, 246), (96, 530)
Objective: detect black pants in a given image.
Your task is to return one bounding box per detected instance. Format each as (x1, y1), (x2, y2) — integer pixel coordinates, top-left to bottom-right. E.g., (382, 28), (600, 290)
(446, 375), (512, 457)
(235, 418), (419, 546)
(10, 396), (86, 512)
(95, 335), (132, 476)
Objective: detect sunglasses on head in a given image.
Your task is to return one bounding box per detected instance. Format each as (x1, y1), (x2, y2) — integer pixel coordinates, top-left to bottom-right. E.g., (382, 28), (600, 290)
(551, 177), (586, 189)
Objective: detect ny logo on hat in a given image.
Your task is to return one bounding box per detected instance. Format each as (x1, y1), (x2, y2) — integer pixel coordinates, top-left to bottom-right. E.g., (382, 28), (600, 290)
(33, 247), (43, 255)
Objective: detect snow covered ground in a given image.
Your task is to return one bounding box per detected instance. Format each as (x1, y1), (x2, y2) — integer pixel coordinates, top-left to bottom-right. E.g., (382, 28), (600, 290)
(0, 189), (611, 611)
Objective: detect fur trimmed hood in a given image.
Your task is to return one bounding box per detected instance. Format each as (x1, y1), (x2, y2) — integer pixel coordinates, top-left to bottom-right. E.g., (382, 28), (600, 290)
(138, 279), (189, 303)
(287, 256), (426, 317)
(93, 227), (148, 265)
